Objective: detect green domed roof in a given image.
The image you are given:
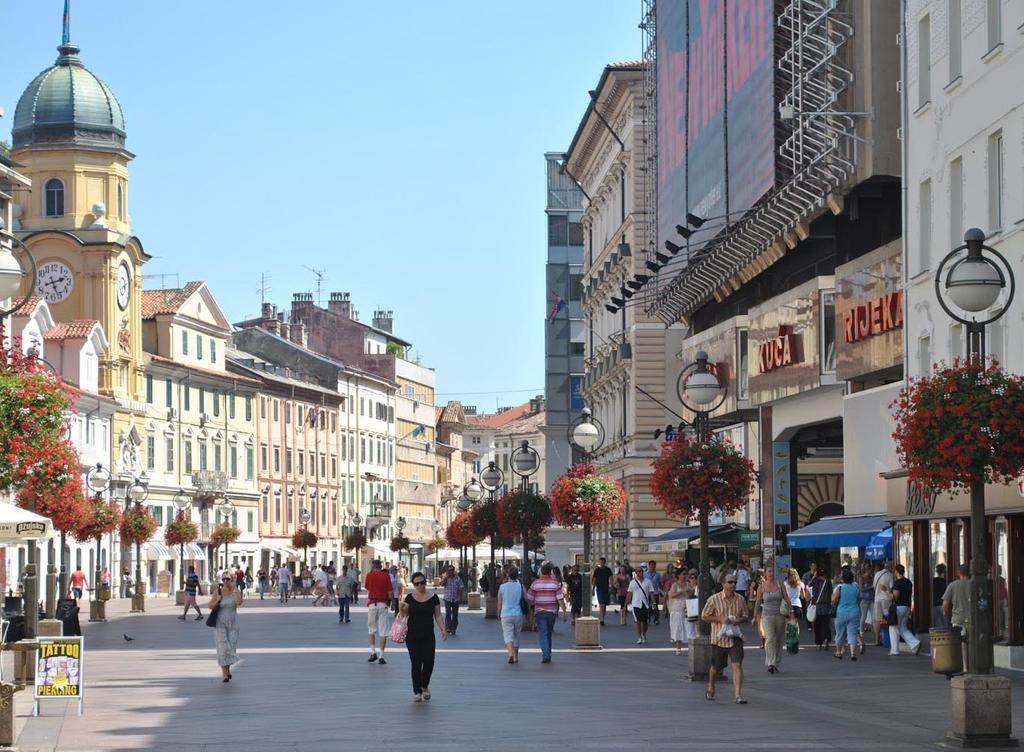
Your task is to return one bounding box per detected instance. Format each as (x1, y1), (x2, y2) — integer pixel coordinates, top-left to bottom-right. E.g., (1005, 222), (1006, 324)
(12, 42), (126, 150)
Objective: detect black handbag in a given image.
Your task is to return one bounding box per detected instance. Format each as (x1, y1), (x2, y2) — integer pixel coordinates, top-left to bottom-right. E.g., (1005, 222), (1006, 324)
(519, 583), (530, 615)
(205, 602), (221, 628)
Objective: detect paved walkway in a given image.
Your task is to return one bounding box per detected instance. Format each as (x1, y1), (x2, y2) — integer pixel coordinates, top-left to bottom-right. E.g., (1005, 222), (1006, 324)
(7, 592), (1024, 750)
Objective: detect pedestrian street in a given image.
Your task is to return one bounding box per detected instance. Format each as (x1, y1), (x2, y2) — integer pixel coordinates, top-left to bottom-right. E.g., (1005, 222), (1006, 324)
(7, 593), (1022, 751)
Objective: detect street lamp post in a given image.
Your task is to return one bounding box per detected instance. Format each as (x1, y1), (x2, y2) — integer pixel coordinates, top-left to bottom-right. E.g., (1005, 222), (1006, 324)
(934, 228), (1016, 746)
(510, 441), (540, 582)
(567, 408), (604, 618)
(676, 351), (727, 680)
(126, 474), (150, 613)
(431, 519), (442, 578)
(217, 499), (235, 572)
(395, 516), (407, 568)
(463, 477), (483, 584)
(299, 506), (311, 566)
(84, 464), (114, 622)
(171, 490), (192, 590)
(480, 461), (504, 610)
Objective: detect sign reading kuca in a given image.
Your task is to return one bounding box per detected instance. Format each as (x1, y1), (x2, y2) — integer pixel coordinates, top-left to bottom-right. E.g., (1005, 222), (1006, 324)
(843, 290), (903, 343)
(758, 325), (801, 373)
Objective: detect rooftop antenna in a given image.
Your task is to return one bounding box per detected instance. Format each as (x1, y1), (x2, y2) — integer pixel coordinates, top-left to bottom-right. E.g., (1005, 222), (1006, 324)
(257, 273), (272, 306)
(62, 0), (71, 45)
(141, 272), (180, 289)
(303, 266), (327, 307)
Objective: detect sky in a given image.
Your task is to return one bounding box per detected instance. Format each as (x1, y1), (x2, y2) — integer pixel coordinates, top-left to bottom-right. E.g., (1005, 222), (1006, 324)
(1, 1), (640, 412)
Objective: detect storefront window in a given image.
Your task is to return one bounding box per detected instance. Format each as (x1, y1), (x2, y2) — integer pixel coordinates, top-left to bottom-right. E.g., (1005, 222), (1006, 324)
(896, 522), (914, 584)
(820, 291), (836, 374)
(995, 517), (1009, 639)
(955, 520), (966, 568)
(929, 521), (947, 577)
(736, 329), (749, 399)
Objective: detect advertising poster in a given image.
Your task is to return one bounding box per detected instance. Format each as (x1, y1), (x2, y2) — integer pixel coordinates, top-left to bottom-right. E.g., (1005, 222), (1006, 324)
(34, 636), (84, 714)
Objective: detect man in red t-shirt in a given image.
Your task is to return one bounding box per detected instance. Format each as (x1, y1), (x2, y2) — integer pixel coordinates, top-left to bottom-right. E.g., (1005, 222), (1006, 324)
(69, 566), (88, 603)
(365, 560), (394, 664)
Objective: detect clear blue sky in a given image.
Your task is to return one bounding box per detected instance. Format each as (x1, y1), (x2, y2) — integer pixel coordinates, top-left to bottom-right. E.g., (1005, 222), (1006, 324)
(2, 1), (639, 411)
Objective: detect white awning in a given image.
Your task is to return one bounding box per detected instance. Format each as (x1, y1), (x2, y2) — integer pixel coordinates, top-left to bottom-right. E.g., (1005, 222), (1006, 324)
(0, 502), (54, 544)
(145, 542), (174, 560)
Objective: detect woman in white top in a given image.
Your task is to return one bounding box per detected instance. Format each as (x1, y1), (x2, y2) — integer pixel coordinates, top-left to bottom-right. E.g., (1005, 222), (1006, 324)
(627, 568), (655, 644)
(496, 567), (525, 664)
(784, 568), (809, 624)
(666, 568), (695, 655)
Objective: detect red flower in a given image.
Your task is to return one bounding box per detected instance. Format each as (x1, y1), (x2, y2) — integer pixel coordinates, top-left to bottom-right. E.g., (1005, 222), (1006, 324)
(649, 436), (756, 522)
(120, 503), (158, 546)
(549, 463), (626, 528)
(446, 510), (484, 547)
(211, 523), (241, 548)
(496, 490), (552, 540)
(164, 512), (199, 547)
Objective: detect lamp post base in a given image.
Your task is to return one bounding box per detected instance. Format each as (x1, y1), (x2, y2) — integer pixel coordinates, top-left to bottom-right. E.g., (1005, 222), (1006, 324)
(467, 592), (482, 610)
(687, 635), (712, 681)
(947, 674), (1018, 748)
(130, 593), (146, 613)
(485, 594), (498, 619)
(574, 616), (601, 649)
(88, 600), (107, 622)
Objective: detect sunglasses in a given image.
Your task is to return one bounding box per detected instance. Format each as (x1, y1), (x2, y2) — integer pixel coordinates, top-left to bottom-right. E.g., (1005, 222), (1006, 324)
(412, 580), (426, 586)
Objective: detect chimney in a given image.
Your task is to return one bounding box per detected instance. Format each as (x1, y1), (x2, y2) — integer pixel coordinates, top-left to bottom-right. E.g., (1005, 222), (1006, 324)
(529, 395), (546, 415)
(291, 292), (314, 323)
(279, 320), (290, 341)
(372, 309), (394, 333)
(261, 302), (276, 321)
(328, 291), (353, 319)
(464, 406), (477, 416)
(289, 322), (307, 348)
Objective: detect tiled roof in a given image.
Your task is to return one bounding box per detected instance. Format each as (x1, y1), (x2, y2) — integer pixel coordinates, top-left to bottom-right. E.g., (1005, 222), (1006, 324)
(141, 281), (204, 318)
(44, 319), (99, 340)
(608, 60), (647, 69)
(438, 401), (465, 425)
(464, 400), (533, 429)
(497, 410), (546, 437)
(146, 354), (261, 385)
(11, 294), (44, 316)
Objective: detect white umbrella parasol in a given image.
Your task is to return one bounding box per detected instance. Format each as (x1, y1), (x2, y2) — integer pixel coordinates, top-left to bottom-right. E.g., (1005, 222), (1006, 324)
(0, 502), (55, 544)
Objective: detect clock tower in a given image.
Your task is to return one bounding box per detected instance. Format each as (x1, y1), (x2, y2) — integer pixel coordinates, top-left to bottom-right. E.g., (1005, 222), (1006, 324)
(10, 4), (148, 471)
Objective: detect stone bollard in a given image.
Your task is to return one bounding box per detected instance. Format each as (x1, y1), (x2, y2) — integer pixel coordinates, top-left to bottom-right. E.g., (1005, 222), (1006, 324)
(467, 591), (482, 611)
(175, 590), (186, 606)
(948, 673), (1018, 747)
(89, 599), (107, 622)
(14, 641), (36, 684)
(131, 593), (146, 613)
(574, 616), (601, 649)
(687, 635), (712, 681)
(0, 683), (20, 746)
(485, 594), (498, 619)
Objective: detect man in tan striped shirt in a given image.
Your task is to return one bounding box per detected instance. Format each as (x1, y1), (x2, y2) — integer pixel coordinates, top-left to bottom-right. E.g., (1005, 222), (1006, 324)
(701, 573), (749, 703)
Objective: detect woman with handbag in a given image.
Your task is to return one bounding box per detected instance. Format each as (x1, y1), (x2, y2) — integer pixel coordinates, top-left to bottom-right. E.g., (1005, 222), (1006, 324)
(667, 568), (693, 655)
(399, 571), (447, 702)
(496, 567), (525, 664)
(753, 563), (788, 673)
(207, 571), (242, 683)
(784, 568), (808, 624)
(808, 567), (833, 650)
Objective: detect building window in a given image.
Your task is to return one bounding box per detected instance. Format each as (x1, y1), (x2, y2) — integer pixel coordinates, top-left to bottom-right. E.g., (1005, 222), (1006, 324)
(986, 0), (1001, 52)
(229, 394), (236, 420)
(275, 494), (281, 523)
(184, 441), (193, 473)
(360, 398), (365, 416)
(210, 338), (216, 363)
(245, 397), (253, 421)
(272, 400), (279, 422)
(165, 437), (174, 472)
(199, 387), (206, 415)
(988, 131), (1004, 231)
(330, 413), (336, 432)
(918, 335), (932, 376)
(949, 157), (963, 246)
(181, 330), (188, 356)
(260, 397), (267, 419)
(199, 441), (208, 471)
(212, 391), (220, 417)
(320, 453), (326, 477)
(948, 0), (961, 81)
(273, 446), (281, 473)
(184, 385), (191, 411)
(285, 449), (293, 475)
(165, 379), (173, 408)
(820, 291), (836, 374)
(919, 178), (932, 272)
(145, 374), (153, 403)
(297, 451), (305, 476)
(247, 511), (253, 534)
(285, 401), (291, 425)
(262, 493), (269, 523)
(917, 15), (930, 110)
(246, 446), (254, 480)
(296, 405), (303, 425)
(308, 451), (315, 476)
(44, 178), (64, 217)
(117, 182), (124, 218)
(568, 273), (583, 303)
(331, 456), (337, 478)
(146, 434), (155, 471)
(568, 221), (584, 246)
(260, 444), (268, 472)
(548, 214), (568, 245)
(570, 342), (585, 356)
(196, 335), (203, 361)
(213, 443), (222, 472)
(736, 328), (749, 399)
(230, 446), (238, 478)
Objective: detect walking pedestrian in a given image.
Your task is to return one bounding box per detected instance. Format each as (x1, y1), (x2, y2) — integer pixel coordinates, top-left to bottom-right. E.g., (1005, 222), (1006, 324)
(666, 568), (692, 655)
(178, 565), (203, 621)
(68, 566), (88, 604)
(735, 561), (751, 602)
(276, 563), (292, 603)
(942, 564), (971, 669)
(256, 568), (268, 600)
(872, 560), (895, 646)
(808, 566), (833, 650)
(614, 566), (630, 626)
(336, 564), (356, 623)
(441, 565), (465, 636)
(497, 566), (525, 664)
(644, 561), (662, 625)
(566, 564), (583, 625)
(628, 566), (655, 644)
(209, 570), (242, 682)
(784, 568), (808, 624)
(351, 564), (361, 604)
(312, 565), (330, 606)
(753, 564), (787, 673)
(364, 560), (393, 664)
(931, 563), (948, 629)
(526, 562), (567, 663)
(592, 557), (613, 626)
(660, 565), (675, 623)
(831, 568), (860, 660)
(888, 564), (921, 656)
(702, 572), (749, 703)
(400, 571), (446, 702)
(857, 564), (874, 652)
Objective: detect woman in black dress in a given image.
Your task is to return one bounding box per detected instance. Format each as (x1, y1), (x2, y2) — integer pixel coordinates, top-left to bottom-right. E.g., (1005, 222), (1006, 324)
(400, 571), (447, 702)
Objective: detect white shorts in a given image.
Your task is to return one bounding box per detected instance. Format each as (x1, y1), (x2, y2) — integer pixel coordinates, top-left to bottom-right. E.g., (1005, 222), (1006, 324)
(367, 602), (392, 637)
(501, 615), (523, 646)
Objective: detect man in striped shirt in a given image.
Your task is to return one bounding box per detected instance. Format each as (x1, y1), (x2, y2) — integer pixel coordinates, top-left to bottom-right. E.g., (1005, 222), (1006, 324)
(527, 562), (567, 663)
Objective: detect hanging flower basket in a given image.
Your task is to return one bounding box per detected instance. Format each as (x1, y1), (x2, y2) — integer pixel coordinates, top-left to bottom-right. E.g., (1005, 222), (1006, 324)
(426, 536), (446, 553)
(446, 510), (483, 548)
(119, 503), (158, 547)
(344, 531), (367, 551)
(164, 511), (199, 547)
(390, 534), (410, 553)
(650, 436), (756, 522)
(496, 490), (552, 540)
(291, 529), (318, 550)
(73, 496), (122, 544)
(211, 523), (241, 549)
(892, 359), (1024, 494)
(550, 462), (627, 528)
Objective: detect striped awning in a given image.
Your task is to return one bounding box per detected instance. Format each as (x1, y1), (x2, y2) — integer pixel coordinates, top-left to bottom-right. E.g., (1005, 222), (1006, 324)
(144, 542), (174, 560)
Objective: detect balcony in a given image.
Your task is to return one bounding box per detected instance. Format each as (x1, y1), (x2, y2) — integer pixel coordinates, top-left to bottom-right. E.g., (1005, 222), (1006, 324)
(367, 500), (393, 522)
(192, 471), (227, 499)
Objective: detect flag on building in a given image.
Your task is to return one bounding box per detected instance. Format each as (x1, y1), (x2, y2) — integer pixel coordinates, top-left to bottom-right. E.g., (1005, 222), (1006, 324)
(547, 290), (565, 324)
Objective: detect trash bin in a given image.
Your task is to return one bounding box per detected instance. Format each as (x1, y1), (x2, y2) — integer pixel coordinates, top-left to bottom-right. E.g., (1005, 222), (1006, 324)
(930, 627), (962, 676)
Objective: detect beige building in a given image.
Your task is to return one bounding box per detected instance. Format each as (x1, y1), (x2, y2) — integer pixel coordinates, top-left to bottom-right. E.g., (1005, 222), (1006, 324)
(434, 402), (479, 530)
(565, 62), (685, 564)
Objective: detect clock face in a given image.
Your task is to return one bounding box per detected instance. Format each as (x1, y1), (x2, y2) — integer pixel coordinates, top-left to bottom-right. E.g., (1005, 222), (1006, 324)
(117, 262), (131, 310)
(36, 261), (74, 304)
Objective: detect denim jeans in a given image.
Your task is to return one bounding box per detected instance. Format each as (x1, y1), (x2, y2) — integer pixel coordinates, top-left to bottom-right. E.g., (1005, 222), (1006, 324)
(834, 610), (859, 646)
(536, 610), (556, 659)
(338, 596), (350, 621)
(445, 600), (460, 633)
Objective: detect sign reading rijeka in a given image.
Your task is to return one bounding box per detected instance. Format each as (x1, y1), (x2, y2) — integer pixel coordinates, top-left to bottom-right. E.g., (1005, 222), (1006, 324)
(843, 290), (904, 343)
(758, 325), (801, 373)
(34, 636), (84, 716)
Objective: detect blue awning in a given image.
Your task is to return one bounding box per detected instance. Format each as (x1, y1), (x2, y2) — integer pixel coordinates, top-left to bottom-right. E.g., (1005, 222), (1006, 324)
(648, 524), (730, 544)
(786, 514), (888, 549)
(864, 527), (893, 560)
